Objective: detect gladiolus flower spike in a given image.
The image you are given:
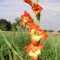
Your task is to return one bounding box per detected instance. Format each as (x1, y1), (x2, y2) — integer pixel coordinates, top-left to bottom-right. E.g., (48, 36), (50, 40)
(19, 0), (48, 60)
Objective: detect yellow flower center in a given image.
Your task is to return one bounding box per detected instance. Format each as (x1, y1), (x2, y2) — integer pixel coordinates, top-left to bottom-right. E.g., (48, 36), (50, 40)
(31, 29), (42, 36)
(28, 46), (41, 57)
(32, 46), (38, 53)
(23, 17), (28, 22)
(30, 29), (43, 41)
(34, 30), (41, 36)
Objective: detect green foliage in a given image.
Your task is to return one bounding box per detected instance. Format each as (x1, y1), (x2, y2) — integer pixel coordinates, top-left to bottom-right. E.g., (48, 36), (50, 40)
(11, 17), (21, 31)
(0, 19), (11, 31)
(0, 46), (5, 60)
(0, 31), (24, 60)
(11, 23), (17, 31)
(0, 31), (60, 60)
(15, 17), (21, 26)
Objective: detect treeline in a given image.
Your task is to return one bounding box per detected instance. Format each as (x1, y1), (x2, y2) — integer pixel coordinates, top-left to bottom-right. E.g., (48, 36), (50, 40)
(45, 30), (60, 33)
(0, 18), (60, 32)
(0, 17), (22, 31)
(0, 19), (11, 31)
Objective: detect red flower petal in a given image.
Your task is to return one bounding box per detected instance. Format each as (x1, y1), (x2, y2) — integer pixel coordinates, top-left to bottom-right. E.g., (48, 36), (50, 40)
(32, 3), (43, 14)
(21, 11), (33, 23)
(20, 22), (26, 26)
(39, 29), (48, 40)
(32, 56), (38, 60)
(25, 45), (32, 53)
(30, 40), (38, 45)
(28, 23), (40, 31)
(24, 0), (32, 6)
(38, 44), (44, 51)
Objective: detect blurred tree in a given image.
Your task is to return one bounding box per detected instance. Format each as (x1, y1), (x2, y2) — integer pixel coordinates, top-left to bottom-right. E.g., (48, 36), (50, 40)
(11, 17), (21, 31)
(0, 19), (11, 31)
(11, 22), (17, 31)
(58, 31), (60, 33)
(15, 17), (21, 26)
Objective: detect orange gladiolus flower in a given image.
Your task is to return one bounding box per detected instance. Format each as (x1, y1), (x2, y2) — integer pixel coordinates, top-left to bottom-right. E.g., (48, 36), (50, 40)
(24, 0), (32, 6)
(25, 44), (44, 60)
(32, 3), (43, 15)
(30, 29), (48, 43)
(21, 11), (33, 24)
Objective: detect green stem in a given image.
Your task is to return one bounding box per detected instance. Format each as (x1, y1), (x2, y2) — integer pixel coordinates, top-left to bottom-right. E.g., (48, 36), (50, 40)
(34, 0), (40, 25)
(35, 0), (39, 4)
(36, 14), (40, 25)
(35, 19), (40, 25)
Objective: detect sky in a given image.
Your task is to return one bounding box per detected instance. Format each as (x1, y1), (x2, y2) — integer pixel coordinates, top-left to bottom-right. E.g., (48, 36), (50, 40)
(0, 0), (60, 31)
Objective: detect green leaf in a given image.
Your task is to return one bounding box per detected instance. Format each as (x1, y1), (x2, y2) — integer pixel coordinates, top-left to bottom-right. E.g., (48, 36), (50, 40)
(8, 49), (12, 60)
(0, 46), (5, 60)
(13, 52), (17, 60)
(11, 41), (23, 57)
(0, 31), (24, 60)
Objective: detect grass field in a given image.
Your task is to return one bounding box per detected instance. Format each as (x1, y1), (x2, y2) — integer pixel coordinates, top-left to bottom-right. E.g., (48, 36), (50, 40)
(0, 30), (60, 60)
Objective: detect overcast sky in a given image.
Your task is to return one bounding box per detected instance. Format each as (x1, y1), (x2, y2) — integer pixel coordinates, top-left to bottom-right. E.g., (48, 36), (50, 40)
(0, 0), (60, 31)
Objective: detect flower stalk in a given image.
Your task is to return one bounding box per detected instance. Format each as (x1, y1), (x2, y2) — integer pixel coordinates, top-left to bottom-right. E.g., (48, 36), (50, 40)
(20, 0), (48, 60)
(35, 0), (39, 4)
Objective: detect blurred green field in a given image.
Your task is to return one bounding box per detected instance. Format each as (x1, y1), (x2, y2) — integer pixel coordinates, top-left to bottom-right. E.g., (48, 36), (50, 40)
(0, 30), (60, 60)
